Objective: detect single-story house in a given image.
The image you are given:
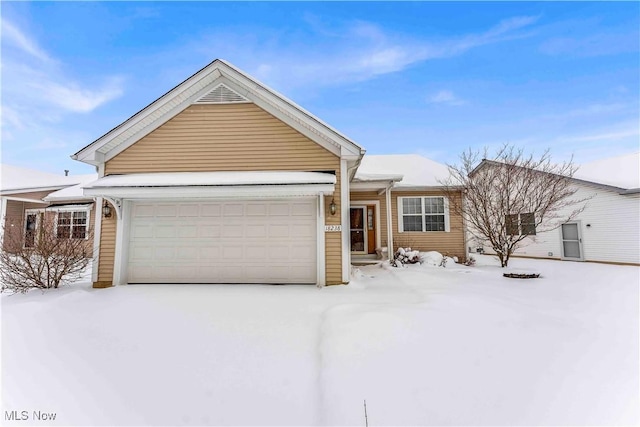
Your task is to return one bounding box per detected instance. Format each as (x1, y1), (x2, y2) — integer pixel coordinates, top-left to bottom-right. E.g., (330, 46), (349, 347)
(0, 165), (97, 252)
(71, 59), (465, 287)
(470, 152), (640, 265)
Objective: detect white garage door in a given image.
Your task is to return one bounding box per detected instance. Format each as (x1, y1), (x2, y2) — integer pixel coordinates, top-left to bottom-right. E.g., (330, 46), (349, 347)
(127, 200), (317, 284)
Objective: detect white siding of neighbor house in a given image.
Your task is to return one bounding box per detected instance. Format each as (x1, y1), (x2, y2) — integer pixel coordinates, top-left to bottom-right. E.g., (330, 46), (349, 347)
(477, 182), (640, 265)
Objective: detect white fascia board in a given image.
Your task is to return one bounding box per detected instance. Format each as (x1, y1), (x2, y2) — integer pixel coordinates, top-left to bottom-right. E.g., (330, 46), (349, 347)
(351, 181), (397, 191)
(1, 196), (49, 204)
(83, 184), (336, 199)
(1, 186), (69, 195)
(45, 204), (93, 212)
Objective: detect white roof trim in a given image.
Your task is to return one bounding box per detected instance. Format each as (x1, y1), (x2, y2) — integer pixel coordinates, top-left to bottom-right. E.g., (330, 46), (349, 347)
(83, 171), (336, 188)
(45, 203), (93, 211)
(84, 184), (335, 199)
(1, 196), (49, 204)
(1, 185), (69, 195)
(73, 60), (364, 165)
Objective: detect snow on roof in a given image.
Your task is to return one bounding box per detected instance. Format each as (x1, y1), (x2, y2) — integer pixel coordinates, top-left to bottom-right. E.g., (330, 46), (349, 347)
(44, 174), (99, 202)
(0, 164), (89, 193)
(355, 154), (451, 187)
(574, 152), (639, 190)
(83, 171), (337, 188)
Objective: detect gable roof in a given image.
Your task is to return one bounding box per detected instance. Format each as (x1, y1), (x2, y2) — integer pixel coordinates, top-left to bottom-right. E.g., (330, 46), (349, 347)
(43, 174), (99, 202)
(472, 152), (640, 194)
(73, 59), (364, 166)
(0, 164), (88, 194)
(354, 154), (451, 188)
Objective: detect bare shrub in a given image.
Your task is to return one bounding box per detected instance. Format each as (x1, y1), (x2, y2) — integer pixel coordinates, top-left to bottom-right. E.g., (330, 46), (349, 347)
(1, 213), (93, 293)
(440, 144), (589, 267)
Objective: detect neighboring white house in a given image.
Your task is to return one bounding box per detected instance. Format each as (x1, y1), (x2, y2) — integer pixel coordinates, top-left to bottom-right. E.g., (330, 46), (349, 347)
(474, 152), (640, 265)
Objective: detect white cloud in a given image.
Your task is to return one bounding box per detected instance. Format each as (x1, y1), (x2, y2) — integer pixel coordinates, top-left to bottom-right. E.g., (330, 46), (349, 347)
(190, 15), (540, 92)
(1, 18), (51, 62)
(30, 77), (125, 113)
(2, 19), (125, 116)
(428, 90), (467, 106)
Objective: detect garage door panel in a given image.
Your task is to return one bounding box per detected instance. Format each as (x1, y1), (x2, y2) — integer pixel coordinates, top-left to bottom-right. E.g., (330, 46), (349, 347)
(223, 225), (244, 238)
(292, 202), (314, 216)
(223, 204), (244, 216)
(155, 225), (176, 238)
(201, 225), (221, 238)
(178, 204), (198, 217)
(177, 225), (197, 238)
(176, 247), (199, 259)
(246, 224), (267, 238)
(128, 200), (317, 284)
(155, 205), (178, 217)
(200, 204), (221, 217)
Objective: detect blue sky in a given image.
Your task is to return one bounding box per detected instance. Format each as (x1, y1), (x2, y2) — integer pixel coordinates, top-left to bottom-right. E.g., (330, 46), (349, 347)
(1, 2), (638, 175)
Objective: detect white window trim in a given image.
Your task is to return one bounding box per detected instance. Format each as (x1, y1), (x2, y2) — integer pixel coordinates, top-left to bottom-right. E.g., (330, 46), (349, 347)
(24, 209), (45, 248)
(397, 196), (450, 233)
(48, 206), (92, 241)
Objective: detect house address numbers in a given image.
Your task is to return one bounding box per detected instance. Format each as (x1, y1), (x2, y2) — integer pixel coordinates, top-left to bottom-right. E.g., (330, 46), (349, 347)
(324, 225), (342, 232)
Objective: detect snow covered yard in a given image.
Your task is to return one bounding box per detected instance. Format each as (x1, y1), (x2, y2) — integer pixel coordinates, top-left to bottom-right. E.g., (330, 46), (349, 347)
(2, 256), (638, 426)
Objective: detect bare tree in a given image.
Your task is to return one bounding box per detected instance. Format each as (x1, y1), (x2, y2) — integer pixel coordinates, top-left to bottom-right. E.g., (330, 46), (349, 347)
(440, 144), (589, 267)
(1, 213), (93, 293)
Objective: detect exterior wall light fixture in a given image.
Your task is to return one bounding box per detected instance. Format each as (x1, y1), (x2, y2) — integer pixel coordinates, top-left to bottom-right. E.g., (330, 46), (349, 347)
(102, 201), (112, 218)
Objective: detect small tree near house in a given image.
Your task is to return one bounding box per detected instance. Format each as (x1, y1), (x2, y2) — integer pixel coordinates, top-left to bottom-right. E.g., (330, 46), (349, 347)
(1, 212), (93, 293)
(439, 144), (589, 267)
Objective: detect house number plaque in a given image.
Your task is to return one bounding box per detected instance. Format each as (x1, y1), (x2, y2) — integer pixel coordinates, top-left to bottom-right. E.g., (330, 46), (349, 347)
(324, 225), (342, 232)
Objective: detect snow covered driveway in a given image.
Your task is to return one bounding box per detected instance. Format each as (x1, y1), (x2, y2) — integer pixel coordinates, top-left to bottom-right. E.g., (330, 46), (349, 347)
(2, 256), (638, 426)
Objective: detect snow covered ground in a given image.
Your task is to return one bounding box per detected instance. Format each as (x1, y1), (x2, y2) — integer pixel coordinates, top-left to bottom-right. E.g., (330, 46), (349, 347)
(2, 255), (638, 426)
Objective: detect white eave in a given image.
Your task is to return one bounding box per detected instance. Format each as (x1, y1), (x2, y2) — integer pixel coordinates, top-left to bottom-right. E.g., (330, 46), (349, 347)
(82, 171), (337, 199)
(73, 59), (364, 166)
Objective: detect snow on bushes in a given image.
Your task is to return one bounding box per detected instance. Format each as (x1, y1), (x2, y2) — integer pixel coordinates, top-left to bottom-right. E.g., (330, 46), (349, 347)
(392, 247), (423, 267)
(394, 250), (460, 268)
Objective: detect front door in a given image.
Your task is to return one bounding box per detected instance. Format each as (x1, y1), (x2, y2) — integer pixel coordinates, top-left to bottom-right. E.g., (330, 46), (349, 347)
(350, 207), (366, 253)
(561, 222), (584, 261)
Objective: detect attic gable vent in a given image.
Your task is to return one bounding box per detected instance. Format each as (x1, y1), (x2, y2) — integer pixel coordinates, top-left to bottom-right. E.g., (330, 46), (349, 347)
(195, 84), (250, 104)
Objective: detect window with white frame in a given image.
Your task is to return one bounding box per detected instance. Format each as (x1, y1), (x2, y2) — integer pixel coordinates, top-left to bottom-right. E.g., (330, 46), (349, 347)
(398, 196), (450, 232)
(53, 208), (90, 240)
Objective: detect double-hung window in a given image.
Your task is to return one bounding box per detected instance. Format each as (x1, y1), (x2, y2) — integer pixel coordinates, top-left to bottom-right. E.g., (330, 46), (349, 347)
(398, 196), (450, 232)
(53, 209), (90, 240)
(506, 212), (536, 236)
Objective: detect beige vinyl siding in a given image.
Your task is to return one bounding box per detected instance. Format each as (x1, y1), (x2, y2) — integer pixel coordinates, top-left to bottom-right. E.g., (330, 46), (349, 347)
(106, 104), (338, 174)
(324, 167), (342, 284)
(392, 190), (466, 260)
(2, 190), (67, 252)
(101, 103), (343, 285)
(2, 193), (96, 254)
(97, 204), (117, 283)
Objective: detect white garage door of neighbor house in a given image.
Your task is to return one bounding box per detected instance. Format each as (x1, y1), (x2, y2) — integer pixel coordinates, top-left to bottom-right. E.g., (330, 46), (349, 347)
(127, 200), (317, 284)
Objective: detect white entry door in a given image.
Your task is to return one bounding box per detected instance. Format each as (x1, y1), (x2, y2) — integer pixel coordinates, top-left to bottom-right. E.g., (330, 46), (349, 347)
(561, 222), (584, 261)
(127, 200), (317, 284)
